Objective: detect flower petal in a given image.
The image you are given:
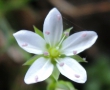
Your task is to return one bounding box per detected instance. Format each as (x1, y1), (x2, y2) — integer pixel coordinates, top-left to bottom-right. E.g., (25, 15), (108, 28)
(43, 8), (63, 47)
(61, 31), (98, 55)
(13, 30), (46, 54)
(56, 57), (87, 83)
(24, 57), (54, 84)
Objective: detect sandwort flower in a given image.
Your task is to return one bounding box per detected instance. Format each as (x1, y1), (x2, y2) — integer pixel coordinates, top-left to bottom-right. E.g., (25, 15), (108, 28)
(13, 8), (98, 84)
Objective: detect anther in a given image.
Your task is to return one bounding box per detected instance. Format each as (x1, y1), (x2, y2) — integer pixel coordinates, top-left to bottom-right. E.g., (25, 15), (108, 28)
(75, 74), (80, 78)
(82, 33), (87, 37)
(45, 31), (50, 35)
(35, 76), (38, 82)
(73, 51), (77, 55)
(57, 14), (61, 20)
(64, 32), (69, 37)
(59, 62), (64, 67)
(83, 58), (86, 61)
(22, 43), (28, 47)
(44, 51), (49, 56)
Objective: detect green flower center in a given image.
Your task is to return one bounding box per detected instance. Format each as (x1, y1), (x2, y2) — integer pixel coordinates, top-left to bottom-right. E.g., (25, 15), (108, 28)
(49, 48), (60, 58)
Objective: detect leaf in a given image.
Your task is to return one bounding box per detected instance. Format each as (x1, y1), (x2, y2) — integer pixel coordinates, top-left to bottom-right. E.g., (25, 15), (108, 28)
(55, 80), (77, 90)
(51, 66), (60, 81)
(23, 55), (42, 65)
(70, 55), (87, 62)
(33, 25), (44, 38)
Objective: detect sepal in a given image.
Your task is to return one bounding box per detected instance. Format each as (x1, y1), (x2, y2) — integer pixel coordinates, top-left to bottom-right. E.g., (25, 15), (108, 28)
(33, 25), (44, 38)
(23, 55), (43, 65)
(70, 55), (87, 62)
(51, 66), (60, 81)
(55, 80), (77, 90)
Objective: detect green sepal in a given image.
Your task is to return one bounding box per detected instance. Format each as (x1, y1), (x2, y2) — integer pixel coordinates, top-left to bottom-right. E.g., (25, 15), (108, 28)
(46, 77), (56, 90)
(58, 27), (73, 48)
(51, 66), (60, 81)
(70, 55), (87, 62)
(55, 80), (77, 90)
(63, 27), (73, 38)
(33, 25), (44, 38)
(47, 82), (56, 90)
(64, 27), (73, 35)
(59, 54), (66, 58)
(23, 55), (43, 65)
(60, 27), (73, 41)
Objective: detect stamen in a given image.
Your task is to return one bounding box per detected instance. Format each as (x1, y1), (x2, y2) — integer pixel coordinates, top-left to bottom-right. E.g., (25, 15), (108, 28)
(59, 62), (64, 67)
(44, 51), (49, 56)
(82, 33), (87, 37)
(83, 58), (86, 61)
(75, 74), (80, 78)
(22, 43), (28, 47)
(57, 14), (61, 20)
(73, 51), (77, 55)
(64, 32), (69, 37)
(55, 59), (59, 63)
(35, 76), (38, 82)
(45, 31), (50, 35)
(57, 35), (66, 48)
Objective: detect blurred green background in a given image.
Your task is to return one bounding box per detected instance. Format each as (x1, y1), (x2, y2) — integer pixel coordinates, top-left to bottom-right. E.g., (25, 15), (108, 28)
(0, 0), (110, 90)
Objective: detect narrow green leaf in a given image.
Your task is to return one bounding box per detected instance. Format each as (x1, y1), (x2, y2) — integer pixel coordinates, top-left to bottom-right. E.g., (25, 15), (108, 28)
(52, 66), (60, 81)
(70, 55), (87, 62)
(23, 55), (43, 65)
(33, 25), (44, 38)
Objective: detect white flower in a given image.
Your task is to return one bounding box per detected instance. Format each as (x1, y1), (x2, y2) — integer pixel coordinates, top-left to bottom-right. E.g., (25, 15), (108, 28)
(13, 8), (98, 84)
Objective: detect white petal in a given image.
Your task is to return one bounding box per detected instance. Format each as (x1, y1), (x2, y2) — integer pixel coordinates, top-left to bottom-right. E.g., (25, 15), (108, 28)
(43, 8), (63, 47)
(13, 30), (46, 54)
(56, 57), (87, 83)
(61, 31), (98, 55)
(24, 57), (54, 84)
